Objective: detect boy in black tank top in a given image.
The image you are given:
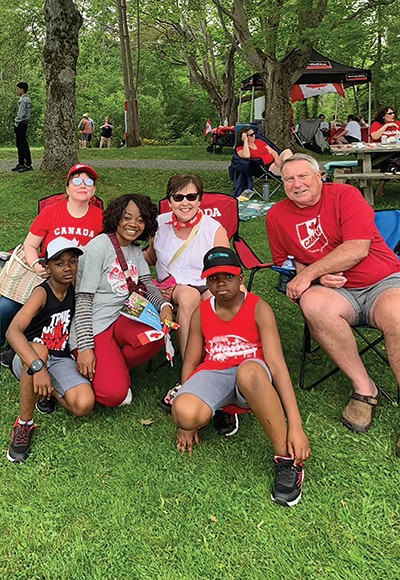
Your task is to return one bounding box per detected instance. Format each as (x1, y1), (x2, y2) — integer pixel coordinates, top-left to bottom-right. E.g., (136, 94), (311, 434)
(6, 237), (95, 463)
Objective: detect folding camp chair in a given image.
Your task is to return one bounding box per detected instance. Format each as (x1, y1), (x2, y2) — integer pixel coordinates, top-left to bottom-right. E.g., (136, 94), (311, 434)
(229, 134), (283, 199)
(298, 209), (400, 403)
(294, 119), (327, 154)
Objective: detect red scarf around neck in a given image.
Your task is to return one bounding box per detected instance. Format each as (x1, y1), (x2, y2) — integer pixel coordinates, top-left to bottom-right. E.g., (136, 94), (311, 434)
(169, 209), (203, 231)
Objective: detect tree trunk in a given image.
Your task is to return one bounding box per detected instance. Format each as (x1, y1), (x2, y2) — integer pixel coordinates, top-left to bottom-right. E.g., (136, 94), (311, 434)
(41, 0), (82, 171)
(259, 64), (293, 149)
(117, 0), (140, 147)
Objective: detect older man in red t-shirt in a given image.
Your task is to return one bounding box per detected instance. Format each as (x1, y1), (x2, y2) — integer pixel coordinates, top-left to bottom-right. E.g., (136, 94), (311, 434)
(267, 153), (400, 442)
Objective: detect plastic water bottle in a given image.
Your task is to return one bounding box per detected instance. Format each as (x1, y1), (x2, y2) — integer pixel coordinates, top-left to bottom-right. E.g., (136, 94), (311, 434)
(276, 255), (296, 293)
(396, 130), (400, 144)
(263, 181), (270, 201)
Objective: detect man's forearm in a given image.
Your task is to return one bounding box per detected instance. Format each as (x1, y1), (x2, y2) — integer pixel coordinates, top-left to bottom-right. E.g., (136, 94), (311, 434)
(296, 240), (370, 282)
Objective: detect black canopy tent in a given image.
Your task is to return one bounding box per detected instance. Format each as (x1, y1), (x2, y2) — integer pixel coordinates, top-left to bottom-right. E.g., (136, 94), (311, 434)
(239, 49), (372, 124)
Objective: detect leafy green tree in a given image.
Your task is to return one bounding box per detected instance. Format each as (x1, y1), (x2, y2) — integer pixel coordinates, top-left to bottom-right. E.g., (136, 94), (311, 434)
(212, 0), (328, 147)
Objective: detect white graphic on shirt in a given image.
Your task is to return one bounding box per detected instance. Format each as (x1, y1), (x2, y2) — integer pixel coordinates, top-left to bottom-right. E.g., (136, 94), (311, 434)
(33, 309), (71, 351)
(108, 257), (139, 295)
(296, 215), (328, 253)
(207, 335), (258, 361)
(54, 227), (95, 239)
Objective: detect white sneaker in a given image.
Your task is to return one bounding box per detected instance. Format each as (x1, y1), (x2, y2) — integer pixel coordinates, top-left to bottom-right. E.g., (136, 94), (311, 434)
(119, 388), (132, 406)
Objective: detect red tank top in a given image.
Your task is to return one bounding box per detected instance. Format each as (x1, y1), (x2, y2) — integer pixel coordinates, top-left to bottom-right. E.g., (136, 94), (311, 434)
(196, 292), (264, 373)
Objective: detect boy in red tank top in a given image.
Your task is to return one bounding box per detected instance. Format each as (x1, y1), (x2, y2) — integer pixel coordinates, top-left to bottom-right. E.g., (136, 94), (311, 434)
(172, 247), (310, 507)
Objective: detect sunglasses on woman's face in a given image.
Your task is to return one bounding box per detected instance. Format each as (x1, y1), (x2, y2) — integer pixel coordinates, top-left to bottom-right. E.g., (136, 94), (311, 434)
(247, 132), (255, 137)
(71, 177), (94, 187)
(171, 193), (199, 202)
(386, 111), (395, 116)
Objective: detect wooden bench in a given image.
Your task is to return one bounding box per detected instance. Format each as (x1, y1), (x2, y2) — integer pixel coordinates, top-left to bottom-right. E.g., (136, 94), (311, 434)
(334, 171), (400, 183)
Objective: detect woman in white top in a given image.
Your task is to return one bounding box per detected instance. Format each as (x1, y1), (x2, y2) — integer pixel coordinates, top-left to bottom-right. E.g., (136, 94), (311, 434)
(144, 174), (229, 408)
(145, 174), (229, 354)
(333, 115), (361, 144)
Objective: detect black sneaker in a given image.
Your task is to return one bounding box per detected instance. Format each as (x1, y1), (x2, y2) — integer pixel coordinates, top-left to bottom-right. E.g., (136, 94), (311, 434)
(1, 348), (15, 368)
(213, 410), (239, 437)
(7, 418), (35, 463)
(11, 164), (23, 171)
(35, 396), (57, 415)
(18, 165), (33, 173)
(271, 456), (304, 507)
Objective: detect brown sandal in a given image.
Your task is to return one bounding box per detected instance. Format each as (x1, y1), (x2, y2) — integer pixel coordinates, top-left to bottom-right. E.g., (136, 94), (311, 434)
(341, 391), (380, 433)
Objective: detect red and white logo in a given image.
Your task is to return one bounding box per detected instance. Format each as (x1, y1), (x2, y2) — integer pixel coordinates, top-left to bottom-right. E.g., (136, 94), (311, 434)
(296, 216), (328, 253)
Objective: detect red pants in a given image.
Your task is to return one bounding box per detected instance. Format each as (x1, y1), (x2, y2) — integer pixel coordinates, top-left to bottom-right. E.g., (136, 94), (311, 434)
(92, 316), (163, 407)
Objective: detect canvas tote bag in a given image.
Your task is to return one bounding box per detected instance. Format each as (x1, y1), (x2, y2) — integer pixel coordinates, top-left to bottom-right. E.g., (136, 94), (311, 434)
(0, 245), (43, 304)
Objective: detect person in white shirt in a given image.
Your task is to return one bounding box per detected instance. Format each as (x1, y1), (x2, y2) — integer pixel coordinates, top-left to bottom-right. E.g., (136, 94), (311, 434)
(333, 115), (362, 144)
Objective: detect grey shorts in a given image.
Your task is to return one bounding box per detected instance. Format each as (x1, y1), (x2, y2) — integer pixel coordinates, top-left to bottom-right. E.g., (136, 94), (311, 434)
(12, 354), (90, 397)
(332, 273), (400, 326)
(175, 359), (271, 415)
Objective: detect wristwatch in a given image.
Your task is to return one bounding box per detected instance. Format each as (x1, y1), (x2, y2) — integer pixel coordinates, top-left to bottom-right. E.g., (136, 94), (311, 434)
(27, 358), (45, 375)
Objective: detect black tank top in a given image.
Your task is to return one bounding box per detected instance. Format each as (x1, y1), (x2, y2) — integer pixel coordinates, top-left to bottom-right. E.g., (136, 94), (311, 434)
(25, 281), (75, 357)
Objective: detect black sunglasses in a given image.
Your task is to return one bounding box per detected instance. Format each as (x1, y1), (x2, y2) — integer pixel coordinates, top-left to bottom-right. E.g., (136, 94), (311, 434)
(171, 193), (199, 202)
(247, 132), (255, 137)
(386, 111), (395, 115)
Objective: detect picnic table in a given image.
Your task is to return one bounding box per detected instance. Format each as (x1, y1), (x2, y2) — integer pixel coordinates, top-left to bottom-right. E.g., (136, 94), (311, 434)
(331, 142), (400, 206)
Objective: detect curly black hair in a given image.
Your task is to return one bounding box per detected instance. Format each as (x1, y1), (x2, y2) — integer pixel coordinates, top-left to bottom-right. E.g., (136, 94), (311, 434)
(103, 194), (158, 242)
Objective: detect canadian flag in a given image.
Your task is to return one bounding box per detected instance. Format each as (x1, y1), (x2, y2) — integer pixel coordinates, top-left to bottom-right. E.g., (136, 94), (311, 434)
(291, 83), (345, 103)
(204, 118), (213, 136)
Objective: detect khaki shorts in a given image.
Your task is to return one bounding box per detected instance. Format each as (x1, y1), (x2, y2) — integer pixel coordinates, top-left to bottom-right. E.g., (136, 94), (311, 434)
(332, 273), (400, 326)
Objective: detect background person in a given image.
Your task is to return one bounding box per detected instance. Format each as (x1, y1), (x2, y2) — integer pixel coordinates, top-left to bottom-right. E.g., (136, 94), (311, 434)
(78, 113), (90, 148)
(70, 194), (173, 408)
(318, 114), (330, 137)
(267, 153), (400, 441)
(0, 163), (103, 349)
(235, 126), (292, 177)
(12, 82), (32, 173)
(332, 115), (361, 144)
(99, 117), (113, 149)
(370, 106), (400, 196)
(87, 115), (95, 147)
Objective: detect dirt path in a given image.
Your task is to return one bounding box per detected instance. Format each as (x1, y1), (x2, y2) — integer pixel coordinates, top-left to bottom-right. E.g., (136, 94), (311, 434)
(0, 158), (230, 173)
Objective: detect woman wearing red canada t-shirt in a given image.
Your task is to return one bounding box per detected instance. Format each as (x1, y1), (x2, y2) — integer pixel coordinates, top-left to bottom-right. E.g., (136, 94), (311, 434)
(370, 106), (400, 197)
(235, 126), (293, 176)
(0, 164), (103, 347)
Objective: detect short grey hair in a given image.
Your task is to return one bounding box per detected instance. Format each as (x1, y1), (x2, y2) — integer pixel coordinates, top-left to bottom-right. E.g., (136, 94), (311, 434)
(281, 153), (320, 174)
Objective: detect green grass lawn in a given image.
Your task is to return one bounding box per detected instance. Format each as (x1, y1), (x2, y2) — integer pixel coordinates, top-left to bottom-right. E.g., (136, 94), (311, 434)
(0, 151), (399, 579)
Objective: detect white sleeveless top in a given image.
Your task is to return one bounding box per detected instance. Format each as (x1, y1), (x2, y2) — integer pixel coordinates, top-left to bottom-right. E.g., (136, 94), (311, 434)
(154, 212), (222, 286)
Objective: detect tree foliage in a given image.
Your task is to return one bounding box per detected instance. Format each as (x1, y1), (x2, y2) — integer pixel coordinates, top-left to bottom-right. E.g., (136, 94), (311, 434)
(0, 0), (399, 149)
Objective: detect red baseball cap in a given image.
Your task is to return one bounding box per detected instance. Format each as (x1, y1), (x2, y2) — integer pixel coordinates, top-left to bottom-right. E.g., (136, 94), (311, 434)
(66, 164), (99, 184)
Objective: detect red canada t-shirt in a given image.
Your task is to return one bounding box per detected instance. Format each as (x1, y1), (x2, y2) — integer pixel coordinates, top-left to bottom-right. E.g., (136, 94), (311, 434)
(30, 199), (104, 257)
(266, 183), (400, 288)
(370, 120), (400, 142)
(237, 139), (274, 166)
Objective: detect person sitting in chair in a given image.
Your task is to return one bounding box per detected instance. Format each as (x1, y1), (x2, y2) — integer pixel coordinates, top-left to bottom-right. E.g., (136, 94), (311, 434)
(235, 126), (293, 177)
(266, 153), (400, 450)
